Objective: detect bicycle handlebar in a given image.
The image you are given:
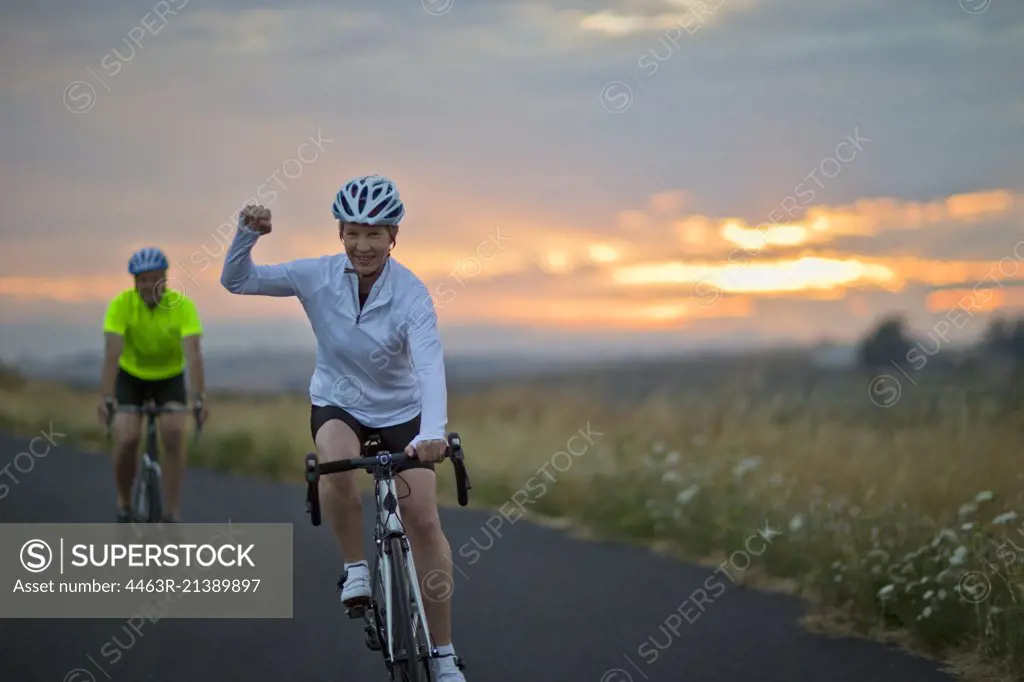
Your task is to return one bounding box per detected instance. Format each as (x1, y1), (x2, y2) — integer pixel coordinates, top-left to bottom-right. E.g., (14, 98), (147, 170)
(308, 433), (472, 507)
(104, 400), (205, 440)
(319, 451), (436, 474)
(116, 404), (190, 414)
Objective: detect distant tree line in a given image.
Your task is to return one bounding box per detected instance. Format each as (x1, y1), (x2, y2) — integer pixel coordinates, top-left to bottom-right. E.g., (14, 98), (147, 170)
(858, 313), (1024, 369)
(0, 361), (26, 389)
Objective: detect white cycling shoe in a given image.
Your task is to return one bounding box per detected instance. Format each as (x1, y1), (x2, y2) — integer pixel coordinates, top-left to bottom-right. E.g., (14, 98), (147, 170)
(339, 561), (371, 610)
(430, 653), (467, 681)
(340, 561), (468, 680)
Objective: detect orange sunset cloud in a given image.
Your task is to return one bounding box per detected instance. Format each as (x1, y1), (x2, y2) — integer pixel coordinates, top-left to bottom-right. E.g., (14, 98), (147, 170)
(3, 187), (1024, 333)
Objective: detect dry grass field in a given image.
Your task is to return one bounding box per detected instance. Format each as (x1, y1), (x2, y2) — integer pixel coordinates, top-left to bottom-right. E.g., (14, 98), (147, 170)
(1, 358), (1022, 681)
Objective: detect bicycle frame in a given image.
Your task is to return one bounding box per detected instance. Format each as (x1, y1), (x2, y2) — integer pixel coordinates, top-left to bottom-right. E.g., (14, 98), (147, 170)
(305, 431), (471, 676)
(106, 401), (202, 449)
(118, 403), (190, 455)
(370, 458), (434, 666)
(107, 400), (202, 523)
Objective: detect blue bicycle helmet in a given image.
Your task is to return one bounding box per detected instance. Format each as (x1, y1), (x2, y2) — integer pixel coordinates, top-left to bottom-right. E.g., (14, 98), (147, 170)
(128, 247), (169, 275)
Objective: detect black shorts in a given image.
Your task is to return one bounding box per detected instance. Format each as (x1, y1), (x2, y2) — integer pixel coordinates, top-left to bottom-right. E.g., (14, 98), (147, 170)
(309, 405), (434, 472)
(114, 369), (187, 407)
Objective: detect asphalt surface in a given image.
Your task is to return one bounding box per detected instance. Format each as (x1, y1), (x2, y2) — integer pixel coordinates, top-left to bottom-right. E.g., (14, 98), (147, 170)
(0, 431), (956, 682)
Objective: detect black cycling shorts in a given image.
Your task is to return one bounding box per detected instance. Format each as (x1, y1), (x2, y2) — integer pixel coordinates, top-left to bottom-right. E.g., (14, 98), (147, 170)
(309, 404), (434, 472)
(114, 368), (187, 407)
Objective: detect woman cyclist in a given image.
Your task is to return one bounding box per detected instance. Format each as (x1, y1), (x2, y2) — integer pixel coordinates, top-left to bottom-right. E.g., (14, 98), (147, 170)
(220, 174), (467, 680)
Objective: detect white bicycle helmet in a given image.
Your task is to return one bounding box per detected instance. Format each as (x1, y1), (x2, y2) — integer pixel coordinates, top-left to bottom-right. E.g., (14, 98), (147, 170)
(332, 175), (405, 226)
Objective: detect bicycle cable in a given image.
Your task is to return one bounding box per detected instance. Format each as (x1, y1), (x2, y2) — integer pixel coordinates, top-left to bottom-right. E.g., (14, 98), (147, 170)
(394, 472), (413, 500)
(376, 471), (413, 537)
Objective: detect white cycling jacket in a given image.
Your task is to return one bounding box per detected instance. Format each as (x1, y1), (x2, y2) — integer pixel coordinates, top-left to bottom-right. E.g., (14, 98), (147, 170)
(219, 223), (448, 446)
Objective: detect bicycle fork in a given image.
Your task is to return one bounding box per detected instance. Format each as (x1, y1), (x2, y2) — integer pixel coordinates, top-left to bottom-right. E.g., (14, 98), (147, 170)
(404, 543), (434, 658)
(376, 536), (434, 667)
(133, 417), (163, 522)
(143, 452), (162, 479)
(378, 478), (436, 667)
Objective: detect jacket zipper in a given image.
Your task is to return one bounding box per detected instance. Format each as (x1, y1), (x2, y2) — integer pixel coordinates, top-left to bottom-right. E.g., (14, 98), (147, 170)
(347, 267), (366, 325)
(348, 261), (388, 325)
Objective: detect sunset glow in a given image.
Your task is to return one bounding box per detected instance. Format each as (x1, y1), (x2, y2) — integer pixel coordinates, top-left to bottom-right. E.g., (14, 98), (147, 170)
(3, 189), (1023, 329)
(611, 257), (899, 293)
(2, 0), (1022, 356)
(446, 295), (755, 330)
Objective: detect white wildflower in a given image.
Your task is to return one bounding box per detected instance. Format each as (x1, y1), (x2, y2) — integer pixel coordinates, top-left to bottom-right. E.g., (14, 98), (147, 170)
(834, 574), (843, 583)
(675, 484), (700, 505)
(665, 450), (681, 464)
(867, 548), (890, 563)
(993, 511), (1018, 525)
(732, 457), (762, 479)
(789, 514), (805, 532)
(923, 590), (935, 601)
(878, 584), (896, 600)
(975, 490), (995, 503)
(827, 499), (846, 513)
(938, 589), (947, 601)
(918, 606), (933, 620)
(651, 440), (666, 454)
(661, 470), (681, 484)
(959, 503), (978, 518)
(961, 522), (975, 532)
(949, 546), (968, 566)
(932, 529), (957, 547)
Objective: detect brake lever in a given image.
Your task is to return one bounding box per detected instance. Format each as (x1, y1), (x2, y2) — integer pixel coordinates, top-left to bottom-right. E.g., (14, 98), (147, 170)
(104, 398), (116, 441)
(192, 399), (205, 441)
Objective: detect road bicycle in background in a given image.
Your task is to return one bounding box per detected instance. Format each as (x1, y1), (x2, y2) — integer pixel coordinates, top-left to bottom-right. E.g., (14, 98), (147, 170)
(105, 398), (205, 523)
(305, 431), (472, 682)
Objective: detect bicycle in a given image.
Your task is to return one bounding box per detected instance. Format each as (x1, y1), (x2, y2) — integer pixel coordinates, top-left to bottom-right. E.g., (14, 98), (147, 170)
(105, 398), (205, 523)
(305, 431), (472, 682)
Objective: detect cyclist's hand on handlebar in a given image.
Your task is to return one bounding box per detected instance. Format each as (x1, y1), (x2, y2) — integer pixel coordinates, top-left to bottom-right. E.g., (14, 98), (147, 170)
(240, 204), (272, 235)
(192, 398), (209, 425)
(406, 439), (447, 464)
(97, 397), (117, 425)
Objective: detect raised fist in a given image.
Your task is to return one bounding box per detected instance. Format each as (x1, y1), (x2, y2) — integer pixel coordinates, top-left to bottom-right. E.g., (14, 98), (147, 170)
(241, 204), (272, 235)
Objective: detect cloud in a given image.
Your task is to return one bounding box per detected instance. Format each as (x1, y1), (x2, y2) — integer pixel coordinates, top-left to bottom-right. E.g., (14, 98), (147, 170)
(576, 0), (763, 37)
(6, 186), (1021, 325)
(2, 0), (1023, 357)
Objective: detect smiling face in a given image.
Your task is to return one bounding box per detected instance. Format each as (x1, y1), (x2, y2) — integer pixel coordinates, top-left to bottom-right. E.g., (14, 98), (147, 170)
(134, 269), (166, 305)
(339, 222), (396, 276)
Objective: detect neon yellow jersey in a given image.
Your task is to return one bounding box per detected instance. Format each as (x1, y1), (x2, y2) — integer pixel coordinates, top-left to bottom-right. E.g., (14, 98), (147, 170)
(102, 288), (203, 381)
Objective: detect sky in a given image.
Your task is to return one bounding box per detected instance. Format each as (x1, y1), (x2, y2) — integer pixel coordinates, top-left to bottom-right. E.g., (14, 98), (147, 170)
(1, 0), (1023, 359)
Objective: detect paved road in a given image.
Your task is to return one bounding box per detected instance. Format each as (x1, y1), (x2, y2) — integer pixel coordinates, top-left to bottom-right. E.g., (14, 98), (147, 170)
(0, 432), (955, 682)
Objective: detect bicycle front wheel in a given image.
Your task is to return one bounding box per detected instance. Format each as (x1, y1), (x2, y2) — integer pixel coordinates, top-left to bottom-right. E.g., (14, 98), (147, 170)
(145, 467), (163, 523)
(131, 471), (148, 522)
(387, 536), (429, 682)
(132, 458), (163, 523)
